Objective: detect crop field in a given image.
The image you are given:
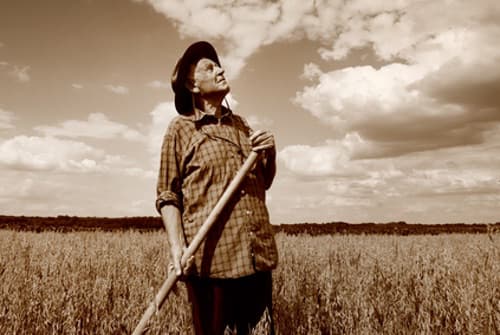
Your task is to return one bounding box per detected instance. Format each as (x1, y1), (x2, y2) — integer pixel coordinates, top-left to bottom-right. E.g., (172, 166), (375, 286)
(0, 230), (498, 334)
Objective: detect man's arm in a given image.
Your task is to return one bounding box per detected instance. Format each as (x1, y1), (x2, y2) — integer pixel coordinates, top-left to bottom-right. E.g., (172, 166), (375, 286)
(160, 204), (185, 276)
(249, 129), (277, 189)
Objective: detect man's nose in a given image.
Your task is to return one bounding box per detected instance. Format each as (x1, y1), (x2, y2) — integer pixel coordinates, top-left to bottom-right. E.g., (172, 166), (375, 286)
(215, 65), (224, 75)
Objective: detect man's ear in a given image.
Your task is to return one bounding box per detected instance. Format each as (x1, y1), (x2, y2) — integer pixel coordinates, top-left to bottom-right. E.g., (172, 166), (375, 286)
(185, 78), (199, 94)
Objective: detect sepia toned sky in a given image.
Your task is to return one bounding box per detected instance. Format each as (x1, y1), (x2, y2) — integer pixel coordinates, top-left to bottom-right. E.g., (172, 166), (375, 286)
(1, 0), (499, 224)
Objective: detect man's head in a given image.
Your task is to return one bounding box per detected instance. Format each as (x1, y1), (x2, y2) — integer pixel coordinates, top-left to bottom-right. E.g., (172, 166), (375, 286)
(171, 41), (229, 115)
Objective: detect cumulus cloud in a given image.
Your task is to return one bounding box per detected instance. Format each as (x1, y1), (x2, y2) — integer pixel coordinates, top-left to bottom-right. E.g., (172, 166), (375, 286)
(104, 84), (129, 95)
(147, 101), (178, 167)
(0, 135), (155, 179)
(245, 114), (274, 130)
(72, 83), (83, 89)
(293, 0), (500, 159)
(35, 113), (145, 141)
(279, 133), (372, 176)
(147, 80), (170, 89)
(0, 108), (15, 130)
(9, 65), (30, 82)
(143, 0), (320, 78)
(0, 135), (108, 172)
(275, 134), (500, 223)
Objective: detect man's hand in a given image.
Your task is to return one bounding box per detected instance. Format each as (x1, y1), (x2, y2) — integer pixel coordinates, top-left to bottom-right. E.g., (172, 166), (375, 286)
(169, 244), (194, 276)
(249, 130), (275, 152)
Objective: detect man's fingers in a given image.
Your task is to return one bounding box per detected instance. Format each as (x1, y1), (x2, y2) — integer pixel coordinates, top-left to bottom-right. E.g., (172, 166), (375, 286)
(252, 144), (274, 152)
(183, 255), (195, 273)
(250, 130), (275, 152)
(173, 258), (182, 276)
(249, 129), (264, 141)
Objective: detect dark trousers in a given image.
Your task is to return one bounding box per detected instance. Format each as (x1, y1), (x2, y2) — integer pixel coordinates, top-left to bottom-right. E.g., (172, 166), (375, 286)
(185, 271), (274, 335)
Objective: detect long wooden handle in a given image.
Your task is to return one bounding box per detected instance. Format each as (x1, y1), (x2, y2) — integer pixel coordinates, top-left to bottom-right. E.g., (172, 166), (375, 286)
(132, 151), (259, 335)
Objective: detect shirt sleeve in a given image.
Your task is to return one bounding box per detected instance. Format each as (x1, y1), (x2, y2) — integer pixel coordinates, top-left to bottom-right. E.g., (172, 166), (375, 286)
(240, 115), (276, 190)
(261, 147), (276, 190)
(156, 119), (183, 213)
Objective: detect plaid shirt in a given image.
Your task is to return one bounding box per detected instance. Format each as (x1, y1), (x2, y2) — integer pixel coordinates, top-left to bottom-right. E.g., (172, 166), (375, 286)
(156, 107), (278, 278)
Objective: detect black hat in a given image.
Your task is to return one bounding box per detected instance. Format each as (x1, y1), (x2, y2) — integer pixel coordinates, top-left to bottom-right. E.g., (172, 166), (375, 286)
(171, 41), (221, 115)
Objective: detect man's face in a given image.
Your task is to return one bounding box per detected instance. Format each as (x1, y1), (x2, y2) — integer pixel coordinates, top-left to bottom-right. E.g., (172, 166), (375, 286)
(189, 58), (230, 97)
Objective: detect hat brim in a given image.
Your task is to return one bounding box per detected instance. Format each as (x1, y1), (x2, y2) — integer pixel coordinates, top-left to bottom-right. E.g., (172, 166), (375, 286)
(171, 41), (221, 115)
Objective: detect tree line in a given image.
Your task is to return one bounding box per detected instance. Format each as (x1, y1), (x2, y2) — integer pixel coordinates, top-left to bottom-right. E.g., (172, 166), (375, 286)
(0, 215), (498, 235)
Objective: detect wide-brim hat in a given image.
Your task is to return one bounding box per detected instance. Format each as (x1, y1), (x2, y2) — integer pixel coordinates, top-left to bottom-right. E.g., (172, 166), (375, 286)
(171, 41), (221, 115)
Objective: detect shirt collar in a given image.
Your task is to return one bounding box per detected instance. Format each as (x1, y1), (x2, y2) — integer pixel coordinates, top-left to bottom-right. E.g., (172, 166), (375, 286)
(182, 106), (233, 123)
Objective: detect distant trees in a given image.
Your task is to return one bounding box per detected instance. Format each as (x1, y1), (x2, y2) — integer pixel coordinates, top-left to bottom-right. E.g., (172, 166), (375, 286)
(0, 215), (163, 232)
(0, 215), (498, 235)
(273, 221), (499, 235)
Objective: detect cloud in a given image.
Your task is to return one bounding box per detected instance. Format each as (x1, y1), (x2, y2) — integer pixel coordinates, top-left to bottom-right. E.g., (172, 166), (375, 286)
(72, 83), (83, 89)
(245, 114), (274, 130)
(9, 65), (30, 82)
(0, 168), (156, 217)
(0, 42), (4, 48)
(143, 0), (318, 78)
(0, 108), (15, 130)
(104, 84), (129, 95)
(292, 0), (500, 158)
(34, 113), (145, 141)
(278, 132), (374, 177)
(0, 135), (108, 172)
(147, 101), (178, 167)
(274, 132), (500, 223)
(0, 135), (155, 179)
(147, 80), (170, 89)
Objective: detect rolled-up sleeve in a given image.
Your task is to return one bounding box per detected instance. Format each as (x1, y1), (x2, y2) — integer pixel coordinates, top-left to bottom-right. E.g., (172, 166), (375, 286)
(156, 120), (183, 213)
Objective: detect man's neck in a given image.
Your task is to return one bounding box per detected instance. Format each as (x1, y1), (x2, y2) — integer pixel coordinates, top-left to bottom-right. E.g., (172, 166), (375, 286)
(196, 96), (225, 118)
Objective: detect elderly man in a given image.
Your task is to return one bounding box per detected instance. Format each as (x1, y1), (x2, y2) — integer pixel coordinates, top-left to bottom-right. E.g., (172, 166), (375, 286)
(156, 41), (278, 335)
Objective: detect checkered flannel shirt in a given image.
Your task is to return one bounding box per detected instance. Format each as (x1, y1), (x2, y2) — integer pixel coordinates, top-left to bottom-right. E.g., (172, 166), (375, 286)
(156, 107), (278, 279)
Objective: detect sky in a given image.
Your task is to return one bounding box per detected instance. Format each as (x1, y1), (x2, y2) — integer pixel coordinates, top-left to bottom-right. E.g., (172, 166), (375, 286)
(0, 0), (499, 224)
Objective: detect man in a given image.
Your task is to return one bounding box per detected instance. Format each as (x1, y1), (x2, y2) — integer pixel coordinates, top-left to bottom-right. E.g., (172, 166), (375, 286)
(156, 41), (278, 335)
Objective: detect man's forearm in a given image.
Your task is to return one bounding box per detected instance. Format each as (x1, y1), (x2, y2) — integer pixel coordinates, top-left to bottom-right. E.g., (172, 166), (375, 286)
(160, 204), (185, 249)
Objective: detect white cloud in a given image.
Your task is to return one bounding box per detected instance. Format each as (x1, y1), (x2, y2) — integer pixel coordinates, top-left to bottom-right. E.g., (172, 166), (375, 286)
(35, 113), (145, 141)
(104, 84), (129, 95)
(0, 135), (155, 179)
(0, 135), (107, 172)
(0, 61), (8, 67)
(147, 80), (169, 89)
(9, 65), (30, 82)
(0, 42), (4, 48)
(72, 83), (83, 89)
(144, 0), (317, 78)
(278, 132), (382, 176)
(244, 114), (274, 130)
(293, 0), (500, 158)
(0, 108), (15, 130)
(279, 136), (356, 177)
(301, 63), (322, 81)
(0, 168), (156, 217)
(147, 101), (178, 168)
(273, 135), (500, 223)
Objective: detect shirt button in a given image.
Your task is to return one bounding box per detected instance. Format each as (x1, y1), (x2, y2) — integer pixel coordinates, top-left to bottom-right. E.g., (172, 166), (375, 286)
(240, 189), (245, 195)
(246, 210), (253, 215)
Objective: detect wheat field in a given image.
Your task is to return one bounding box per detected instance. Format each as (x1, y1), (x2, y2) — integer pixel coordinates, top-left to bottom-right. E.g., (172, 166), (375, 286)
(0, 230), (498, 334)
